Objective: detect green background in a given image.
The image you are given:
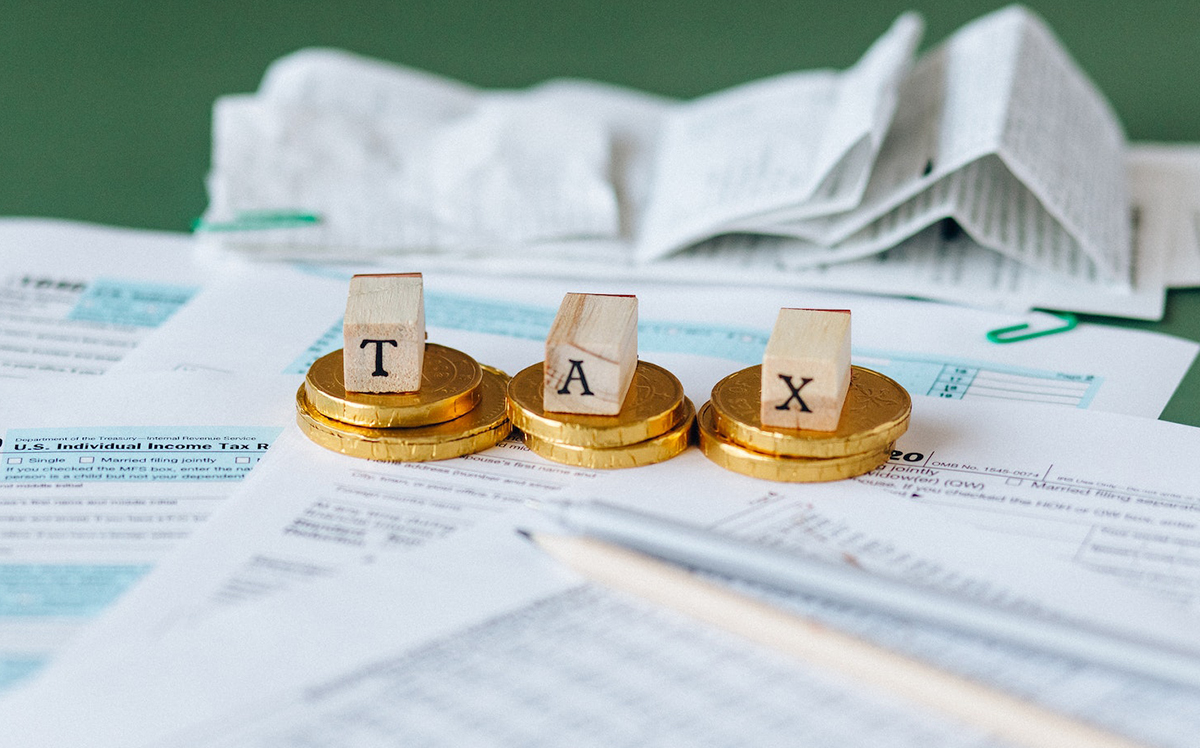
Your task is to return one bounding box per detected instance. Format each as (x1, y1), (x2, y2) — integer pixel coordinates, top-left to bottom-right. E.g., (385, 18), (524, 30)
(4, 1), (1199, 422)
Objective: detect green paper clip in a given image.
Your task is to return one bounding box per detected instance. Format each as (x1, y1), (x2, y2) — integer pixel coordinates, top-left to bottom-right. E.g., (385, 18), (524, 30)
(192, 211), (321, 233)
(986, 312), (1078, 344)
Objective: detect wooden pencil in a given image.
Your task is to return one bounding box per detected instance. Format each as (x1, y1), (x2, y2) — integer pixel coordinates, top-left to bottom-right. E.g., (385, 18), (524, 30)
(528, 531), (1149, 748)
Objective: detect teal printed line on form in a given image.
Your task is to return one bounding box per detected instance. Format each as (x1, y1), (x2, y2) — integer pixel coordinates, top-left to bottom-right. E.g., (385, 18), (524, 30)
(285, 291), (1103, 408)
(193, 211), (321, 233)
(68, 279), (198, 328)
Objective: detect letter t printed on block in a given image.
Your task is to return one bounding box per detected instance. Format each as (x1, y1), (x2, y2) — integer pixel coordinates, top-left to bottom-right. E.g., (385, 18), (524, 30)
(543, 293), (638, 415)
(760, 308), (851, 431)
(343, 273), (425, 393)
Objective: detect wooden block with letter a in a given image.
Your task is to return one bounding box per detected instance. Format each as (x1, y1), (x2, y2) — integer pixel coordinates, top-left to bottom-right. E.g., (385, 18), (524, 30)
(543, 293), (638, 415)
(760, 308), (851, 431)
(343, 273), (425, 393)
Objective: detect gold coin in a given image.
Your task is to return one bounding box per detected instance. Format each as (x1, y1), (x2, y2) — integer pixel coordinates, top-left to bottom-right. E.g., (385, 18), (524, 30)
(710, 365), (910, 458)
(507, 361), (687, 448)
(522, 398), (696, 469)
(305, 345), (482, 428)
(296, 367), (511, 462)
(698, 401), (891, 482)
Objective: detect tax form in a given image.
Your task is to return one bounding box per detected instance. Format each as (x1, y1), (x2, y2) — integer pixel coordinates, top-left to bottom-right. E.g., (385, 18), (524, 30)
(0, 374), (292, 691)
(17, 310), (1200, 745)
(29, 396), (1200, 725)
(42, 427), (602, 666)
(110, 263), (1198, 417)
(859, 396), (1200, 610)
(0, 521), (1004, 748)
(0, 219), (231, 377)
(4, 476), (1199, 748)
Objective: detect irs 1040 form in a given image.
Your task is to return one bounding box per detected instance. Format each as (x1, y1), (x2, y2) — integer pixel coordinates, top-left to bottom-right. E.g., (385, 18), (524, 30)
(860, 396), (1200, 611)
(15, 399), (1200, 746)
(0, 220), (236, 378)
(0, 374), (293, 691)
(9, 347), (1200, 745)
(3, 479), (1199, 748)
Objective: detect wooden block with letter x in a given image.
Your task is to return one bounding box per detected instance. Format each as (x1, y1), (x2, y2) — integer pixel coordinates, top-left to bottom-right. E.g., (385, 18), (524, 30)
(343, 273), (425, 393)
(760, 308), (851, 431)
(543, 293), (638, 415)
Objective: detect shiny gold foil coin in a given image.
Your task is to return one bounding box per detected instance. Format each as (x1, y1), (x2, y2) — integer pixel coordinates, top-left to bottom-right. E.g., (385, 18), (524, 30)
(710, 365), (910, 458)
(480, 364), (509, 381)
(698, 401), (890, 482)
(507, 361), (687, 448)
(522, 398), (696, 469)
(305, 345), (483, 428)
(296, 367), (511, 462)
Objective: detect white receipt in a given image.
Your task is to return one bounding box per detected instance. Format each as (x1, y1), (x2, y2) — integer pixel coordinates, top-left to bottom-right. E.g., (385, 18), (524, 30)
(644, 218), (1164, 320)
(208, 51), (621, 253)
(767, 8), (1130, 284)
(198, 8), (1164, 318)
(633, 13), (921, 261)
(1127, 142), (1200, 288)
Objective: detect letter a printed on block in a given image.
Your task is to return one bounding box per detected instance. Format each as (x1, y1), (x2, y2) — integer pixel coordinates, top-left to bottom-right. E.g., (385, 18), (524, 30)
(543, 293), (638, 415)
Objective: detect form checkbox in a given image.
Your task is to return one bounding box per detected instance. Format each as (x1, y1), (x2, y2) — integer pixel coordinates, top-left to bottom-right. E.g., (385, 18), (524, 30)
(1006, 477), (1023, 486)
(79, 456), (95, 464)
(6, 457), (21, 465)
(235, 456), (250, 464)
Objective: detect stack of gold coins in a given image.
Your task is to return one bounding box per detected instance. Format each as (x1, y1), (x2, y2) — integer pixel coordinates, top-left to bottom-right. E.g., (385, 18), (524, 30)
(506, 361), (695, 469)
(698, 365), (910, 482)
(296, 344), (512, 461)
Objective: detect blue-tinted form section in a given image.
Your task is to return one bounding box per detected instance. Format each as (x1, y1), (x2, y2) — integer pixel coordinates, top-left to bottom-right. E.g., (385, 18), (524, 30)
(0, 564), (151, 617)
(0, 656), (50, 691)
(68, 278), (198, 327)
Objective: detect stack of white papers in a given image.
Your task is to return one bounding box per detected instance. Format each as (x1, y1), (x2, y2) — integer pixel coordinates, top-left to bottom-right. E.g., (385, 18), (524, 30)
(8, 402), (1200, 747)
(4, 217), (1200, 747)
(195, 6), (1200, 319)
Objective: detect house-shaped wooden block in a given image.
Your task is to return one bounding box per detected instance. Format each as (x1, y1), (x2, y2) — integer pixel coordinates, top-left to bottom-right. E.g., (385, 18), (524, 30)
(343, 273), (425, 393)
(760, 308), (851, 431)
(543, 293), (638, 415)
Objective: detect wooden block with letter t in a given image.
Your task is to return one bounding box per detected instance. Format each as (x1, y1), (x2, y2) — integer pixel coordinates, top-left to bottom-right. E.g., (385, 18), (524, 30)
(343, 273), (425, 393)
(543, 293), (638, 415)
(760, 308), (851, 431)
